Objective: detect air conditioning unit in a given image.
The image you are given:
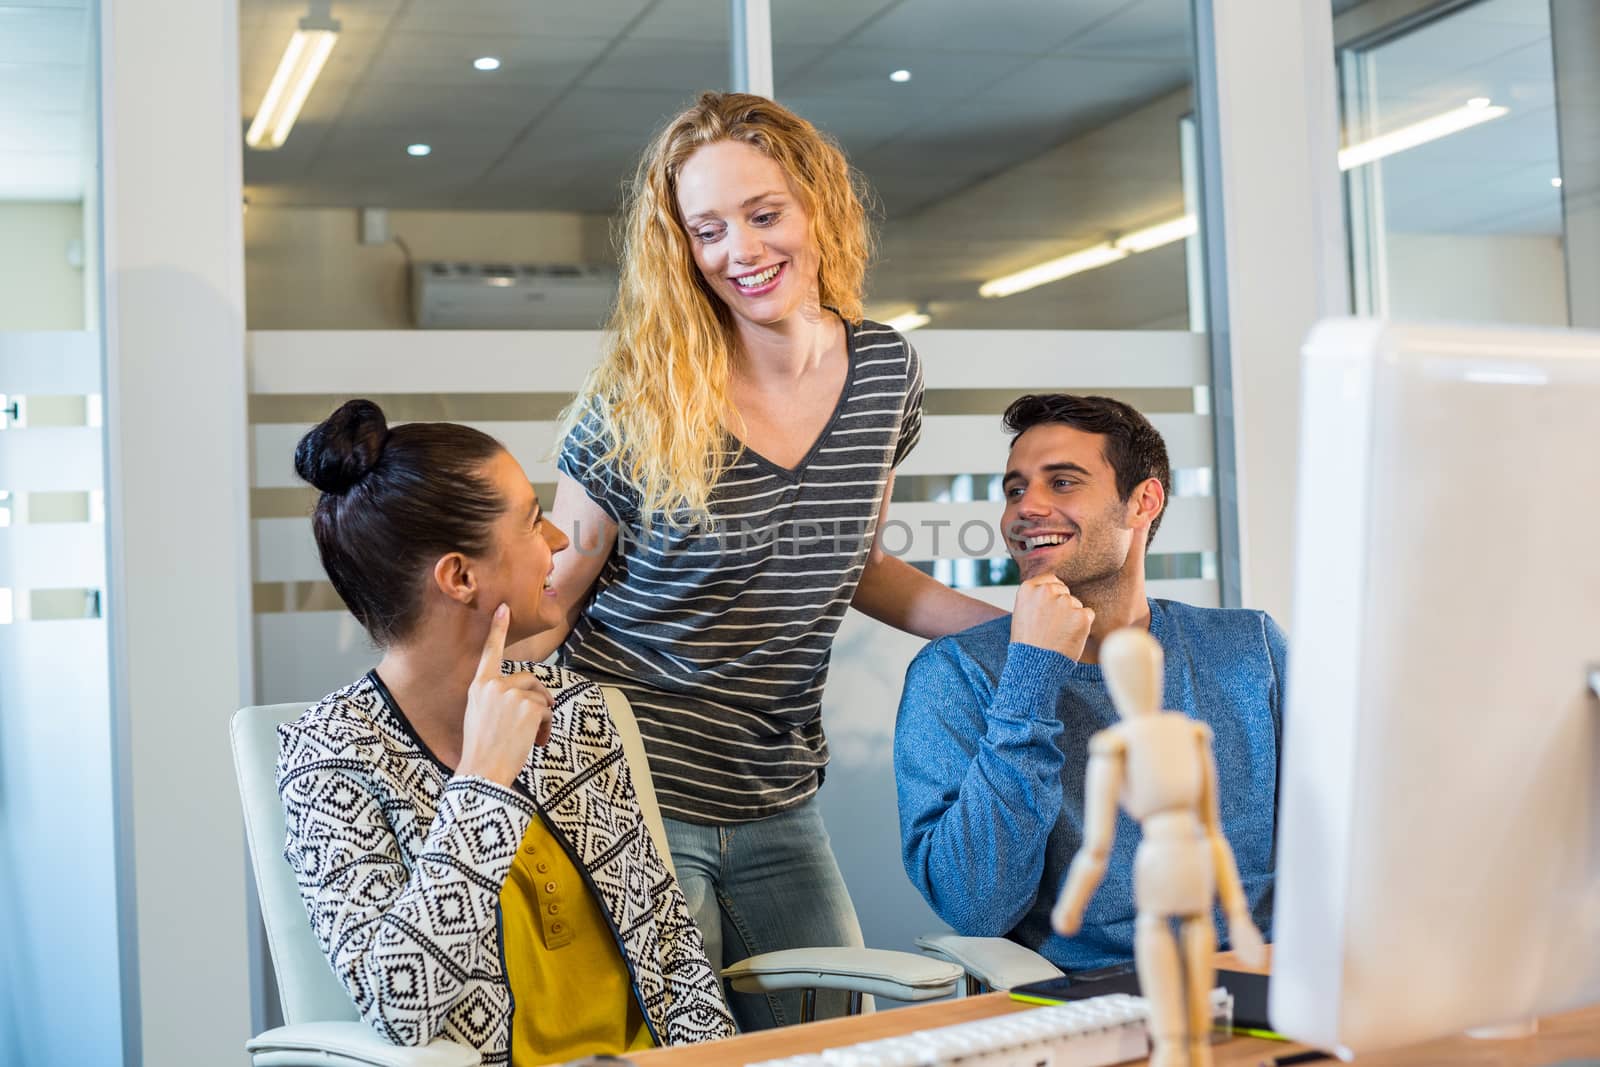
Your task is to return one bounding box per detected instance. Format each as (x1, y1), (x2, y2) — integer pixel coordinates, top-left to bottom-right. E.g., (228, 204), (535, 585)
(411, 262), (618, 329)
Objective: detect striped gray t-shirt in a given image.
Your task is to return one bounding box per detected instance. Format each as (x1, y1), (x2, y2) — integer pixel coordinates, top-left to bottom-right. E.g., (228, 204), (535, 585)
(556, 319), (923, 824)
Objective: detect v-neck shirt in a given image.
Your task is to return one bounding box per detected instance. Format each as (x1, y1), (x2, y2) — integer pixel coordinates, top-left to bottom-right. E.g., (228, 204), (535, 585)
(555, 319), (924, 823)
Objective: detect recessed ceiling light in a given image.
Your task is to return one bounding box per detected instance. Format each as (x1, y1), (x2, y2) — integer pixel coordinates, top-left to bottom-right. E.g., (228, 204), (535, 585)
(1467, 96), (1491, 109)
(889, 69), (911, 83)
(474, 56), (501, 72)
(407, 143), (432, 157)
(1552, 177), (1563, 188)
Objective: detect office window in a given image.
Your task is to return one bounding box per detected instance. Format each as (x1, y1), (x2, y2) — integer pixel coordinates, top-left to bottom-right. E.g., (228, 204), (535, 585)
(1338, 0), (1587, 326)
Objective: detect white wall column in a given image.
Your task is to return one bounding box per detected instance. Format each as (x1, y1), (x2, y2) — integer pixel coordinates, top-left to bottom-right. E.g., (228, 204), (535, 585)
(100, 0), (254, 1061)
(1195, 0), (1348, 624)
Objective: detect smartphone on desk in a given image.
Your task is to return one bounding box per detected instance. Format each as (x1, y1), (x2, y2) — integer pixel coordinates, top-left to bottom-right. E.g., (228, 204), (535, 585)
(1010, 966), (1277, 1038)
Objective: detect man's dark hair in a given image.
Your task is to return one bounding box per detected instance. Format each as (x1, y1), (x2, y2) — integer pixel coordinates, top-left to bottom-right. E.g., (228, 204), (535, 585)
(1002, 393), (1172, 547)
(295, 399), (506, 646)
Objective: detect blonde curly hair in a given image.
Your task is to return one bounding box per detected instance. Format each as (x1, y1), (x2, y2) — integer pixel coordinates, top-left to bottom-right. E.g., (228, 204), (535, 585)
(562, 91), (873, 528)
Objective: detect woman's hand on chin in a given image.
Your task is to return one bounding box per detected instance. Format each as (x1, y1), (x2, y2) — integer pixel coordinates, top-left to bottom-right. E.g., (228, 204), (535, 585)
(457, 603), (554, 787)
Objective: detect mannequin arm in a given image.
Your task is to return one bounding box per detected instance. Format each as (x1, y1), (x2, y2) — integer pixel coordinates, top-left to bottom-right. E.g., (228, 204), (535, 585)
(1051, 732), (1124, 936)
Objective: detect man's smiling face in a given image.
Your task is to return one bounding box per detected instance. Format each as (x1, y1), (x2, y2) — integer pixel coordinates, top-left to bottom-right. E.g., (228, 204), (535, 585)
(1001, 422), (1141, 586)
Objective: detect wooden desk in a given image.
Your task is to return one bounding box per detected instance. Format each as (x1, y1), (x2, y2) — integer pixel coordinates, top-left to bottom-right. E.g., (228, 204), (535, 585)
(632, 952), (1600, 1067)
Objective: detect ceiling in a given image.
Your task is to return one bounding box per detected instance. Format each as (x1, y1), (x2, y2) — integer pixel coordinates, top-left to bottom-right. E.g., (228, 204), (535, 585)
(0, 0), (90, 201)
(238, 0), (1201, 218)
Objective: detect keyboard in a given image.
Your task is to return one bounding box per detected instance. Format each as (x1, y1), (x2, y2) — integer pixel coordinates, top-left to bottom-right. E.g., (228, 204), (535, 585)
(747, 992), (1154, 1067)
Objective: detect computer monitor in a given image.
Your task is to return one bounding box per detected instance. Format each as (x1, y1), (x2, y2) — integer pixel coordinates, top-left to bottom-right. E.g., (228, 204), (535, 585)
(1269, 319), (1600, 1055)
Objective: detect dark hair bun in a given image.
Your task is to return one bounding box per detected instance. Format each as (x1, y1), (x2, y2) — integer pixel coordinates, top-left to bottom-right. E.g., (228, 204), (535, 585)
(295, 399), (390, 495)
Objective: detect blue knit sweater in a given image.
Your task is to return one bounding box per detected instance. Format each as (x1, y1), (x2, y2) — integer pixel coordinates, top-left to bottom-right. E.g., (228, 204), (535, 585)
(894, 598), (1286, 972)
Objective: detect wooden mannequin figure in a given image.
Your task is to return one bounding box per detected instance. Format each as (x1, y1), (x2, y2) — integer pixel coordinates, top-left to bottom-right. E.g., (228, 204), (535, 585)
(1051, 628), (1266, 1067)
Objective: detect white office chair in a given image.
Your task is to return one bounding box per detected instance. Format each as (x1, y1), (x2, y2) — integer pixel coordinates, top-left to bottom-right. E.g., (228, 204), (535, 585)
(232, 687), (962, 1067)
(913, 933), (1065, 995)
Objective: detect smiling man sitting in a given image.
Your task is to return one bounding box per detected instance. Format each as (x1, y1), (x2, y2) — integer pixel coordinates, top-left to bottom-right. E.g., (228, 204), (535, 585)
(894, 393), (1285, 972)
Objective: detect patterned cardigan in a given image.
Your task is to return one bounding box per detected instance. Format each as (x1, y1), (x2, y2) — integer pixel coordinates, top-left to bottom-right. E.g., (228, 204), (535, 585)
(275, 663), (736, 1063)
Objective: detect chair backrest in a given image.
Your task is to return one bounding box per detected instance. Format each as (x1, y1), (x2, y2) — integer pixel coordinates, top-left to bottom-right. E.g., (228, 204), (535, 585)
(231, 686), (671, 1026)
(596, 686), (676, 879)
(231, 702), (360, 1025)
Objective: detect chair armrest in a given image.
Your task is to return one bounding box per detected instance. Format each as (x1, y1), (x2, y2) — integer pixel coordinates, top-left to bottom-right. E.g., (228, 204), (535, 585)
(246, 1022), (482, 1067)
(914, 933), (1064, 991)
(722, 947), (963, 1003)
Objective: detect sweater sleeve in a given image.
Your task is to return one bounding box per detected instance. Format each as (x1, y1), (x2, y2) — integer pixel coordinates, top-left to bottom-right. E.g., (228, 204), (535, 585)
(894, 638), (1073, 938)
(276, 721), (536, 1046)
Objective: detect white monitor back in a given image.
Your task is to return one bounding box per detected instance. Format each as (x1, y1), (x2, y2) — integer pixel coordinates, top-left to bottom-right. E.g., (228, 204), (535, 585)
(1271, 319), (1600, 1055)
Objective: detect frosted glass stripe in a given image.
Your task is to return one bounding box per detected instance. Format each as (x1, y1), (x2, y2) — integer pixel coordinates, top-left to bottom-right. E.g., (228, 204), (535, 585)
(909, 330), (1209, 389)
(249, 331), (604, 395)
(0, 428), (103, 492)
(247, 330), (1209, 396)
(252, 421), (564, 489)
(0, 332), (100, 393)
(252, 415), (1212, 490)
(0, 523), (106, 587)
(254, 497), (1217, 584)
(898, 413), (1213, 476)
(252, 575), (1219, 707)
(884, 498), (1217, 560)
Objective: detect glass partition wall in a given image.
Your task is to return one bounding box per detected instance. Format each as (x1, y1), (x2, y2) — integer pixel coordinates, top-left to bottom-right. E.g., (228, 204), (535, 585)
(238, 0), (1224, 1011)
(0, 0), (122, 1060)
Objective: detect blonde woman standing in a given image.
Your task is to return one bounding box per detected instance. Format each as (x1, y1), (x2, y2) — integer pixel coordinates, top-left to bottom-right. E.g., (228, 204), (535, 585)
(512, 92), (1004, 1031)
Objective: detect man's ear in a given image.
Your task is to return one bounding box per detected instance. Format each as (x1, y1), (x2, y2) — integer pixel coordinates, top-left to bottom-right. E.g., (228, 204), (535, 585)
(1129, 476), (1166, 532)
(432, 552), (478, 608)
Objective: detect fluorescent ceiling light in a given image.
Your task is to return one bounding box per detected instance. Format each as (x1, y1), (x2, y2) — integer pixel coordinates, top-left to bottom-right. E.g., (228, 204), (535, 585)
(407, 143), (432, 157)
(245, 17), (340, 150)
(976, 99), (1512, 302)
(1115, 214), (1197, 254)
(890, 69), (912, 83)
(474, 56), (501, 71)
(1337, 98), (1508, 171)
(980, 243), (1127, 299)
(883, 309), (931, 332)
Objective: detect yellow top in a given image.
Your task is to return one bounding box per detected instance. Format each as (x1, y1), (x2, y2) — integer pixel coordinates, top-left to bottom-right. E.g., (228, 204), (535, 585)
(500, 814), (654, 1065)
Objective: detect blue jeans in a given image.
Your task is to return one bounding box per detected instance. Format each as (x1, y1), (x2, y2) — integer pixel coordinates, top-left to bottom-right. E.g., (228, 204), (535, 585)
(664, 797), (866, 1032)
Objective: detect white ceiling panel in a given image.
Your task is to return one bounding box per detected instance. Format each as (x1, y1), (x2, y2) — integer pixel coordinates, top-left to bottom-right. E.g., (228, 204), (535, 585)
(982, 53), (1187, 108)
(395, 0), (649, 38)
(1060, 0), (1194, 63)
(335, 83), (559, 128)
(781, 92), (956, 152)
(769, 0), (897, 47)
(779, 47), (1031, 103)
(626, 0), (726, 41)
(367, 31), (613, 86)
(851, 0), (1130, 56)
(582, 36), (730, 92)
(527, 86), (696, 138)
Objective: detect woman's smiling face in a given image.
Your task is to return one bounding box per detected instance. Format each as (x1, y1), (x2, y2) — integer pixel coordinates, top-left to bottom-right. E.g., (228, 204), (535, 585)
(676, 139), (821, 329)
